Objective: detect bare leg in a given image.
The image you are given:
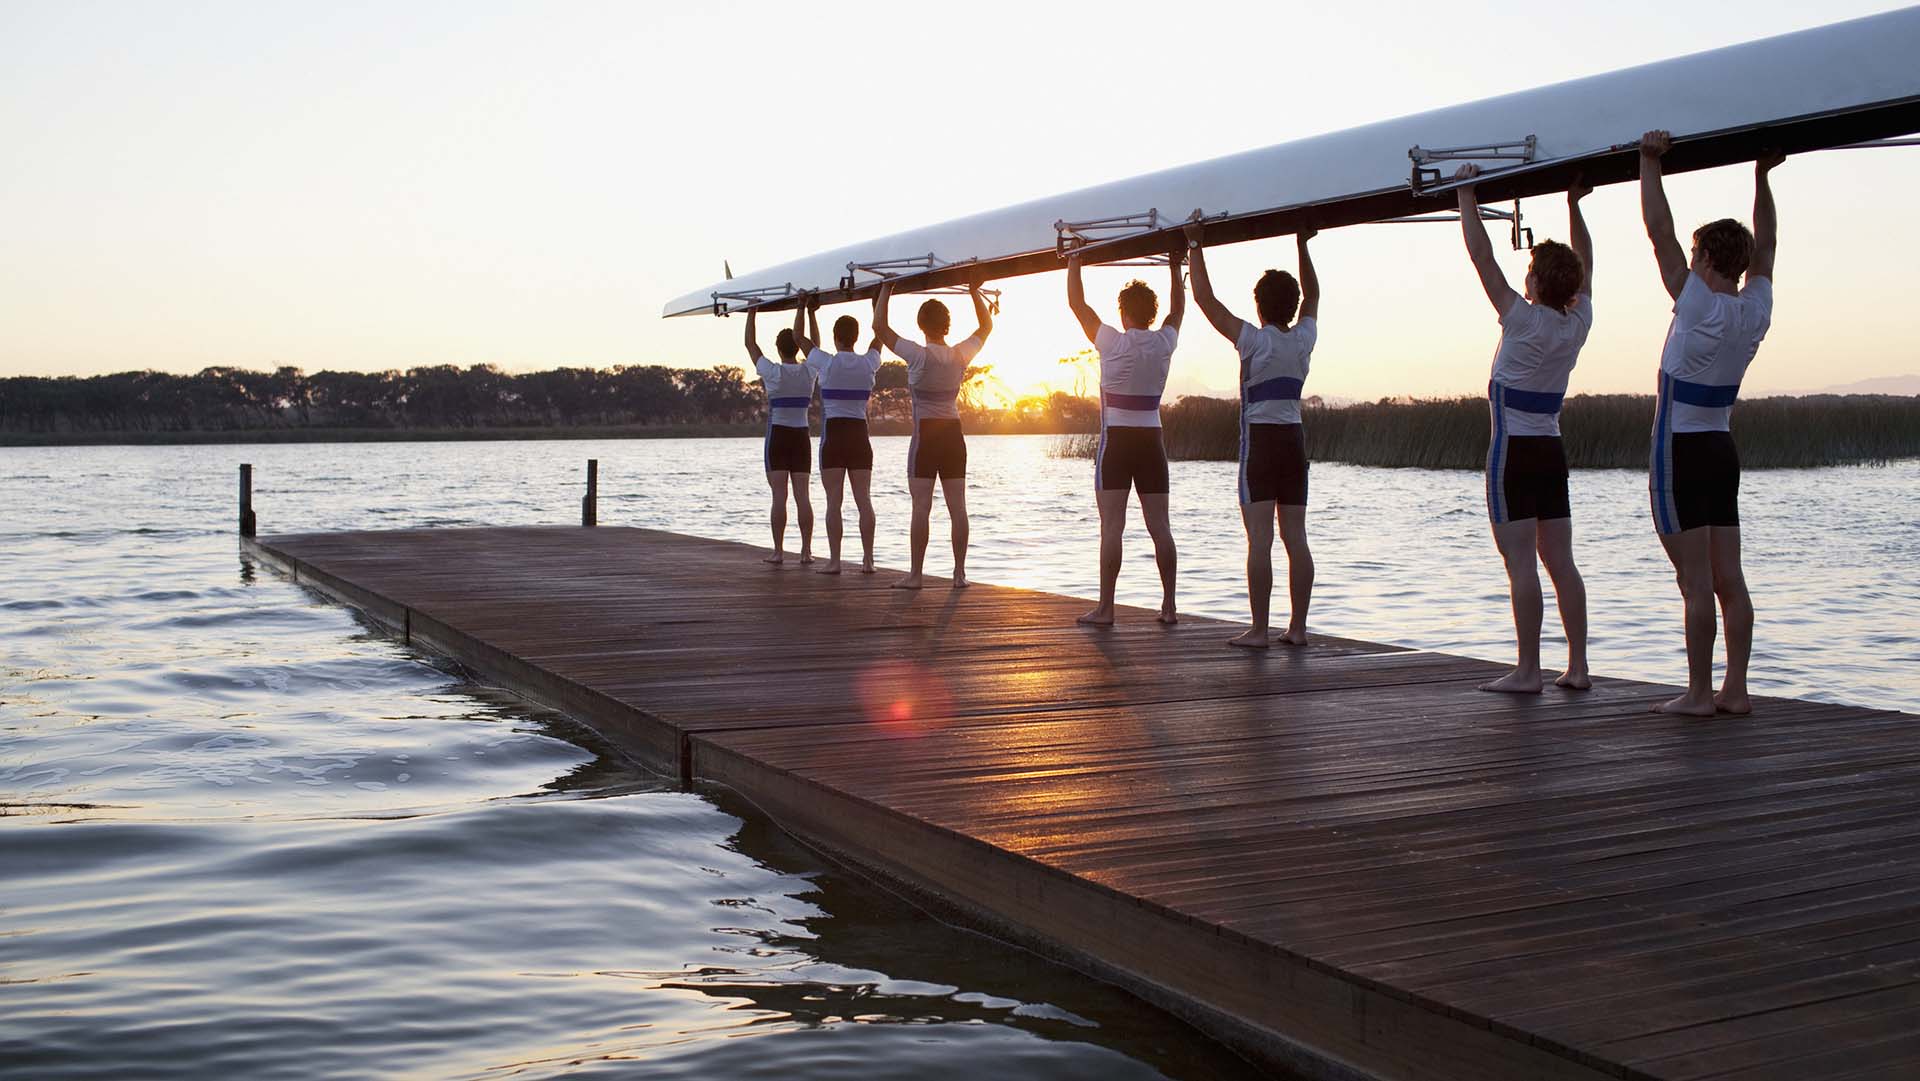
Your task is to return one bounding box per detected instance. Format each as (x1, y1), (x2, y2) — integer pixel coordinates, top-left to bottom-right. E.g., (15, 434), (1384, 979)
(764, 470), (790, 564)
(1139, 492), (1178, 624)
(817, 467), (846, 574)
(1535, 517), (1590, 689)
(850, 469), (876, 573)
(1277, 503), (1313, 646)
(1077, 487), (1130, 625)
(791, 473), (815, 564)
(1231, 500), (1275, 648)
(1481, 518), (1544, 694)
(1656, 527), (1718, 716)
(940, 475), (970, 588)
(1710, 526), (1753, 714)
(893, 477), (935, 589)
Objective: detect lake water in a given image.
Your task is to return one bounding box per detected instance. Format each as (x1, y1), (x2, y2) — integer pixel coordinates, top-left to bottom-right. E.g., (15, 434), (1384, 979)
(3, 437), (1915, 1080)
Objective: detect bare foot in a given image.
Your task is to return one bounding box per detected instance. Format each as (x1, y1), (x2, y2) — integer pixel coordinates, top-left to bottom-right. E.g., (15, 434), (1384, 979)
(1655, 690), (1718, 717)
(816, 560), (841, 575)
(1228, 629), (1270, 649)
(1279, 627), (1309, 646)
(1555, 669), (1593, 690)
(1714, 688), (1753, 715)
(762, 554), (785, 565)
(1478, 669), (1544, 694)
(891, 574), (923, 590)
(799, 552), (815, 565)
(1077, 606), (1114, 626)
(1157, 605), (1178, 625)
(952, 573), (970, 589)
(860, 561), (876, 575)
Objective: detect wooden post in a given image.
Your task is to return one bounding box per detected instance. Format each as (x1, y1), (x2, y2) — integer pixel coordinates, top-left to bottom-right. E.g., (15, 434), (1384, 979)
(582, 459), (598, 527)
(239, 463), (256, 537)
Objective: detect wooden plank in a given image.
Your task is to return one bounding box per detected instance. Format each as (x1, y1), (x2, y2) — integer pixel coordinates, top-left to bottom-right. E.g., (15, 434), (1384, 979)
(246, 525), (1920, 1081)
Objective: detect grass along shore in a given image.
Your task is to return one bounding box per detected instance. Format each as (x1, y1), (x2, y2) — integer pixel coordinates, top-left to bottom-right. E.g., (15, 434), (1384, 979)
(1052, 394), (1920, 469)
(10, 393), (1915, 467)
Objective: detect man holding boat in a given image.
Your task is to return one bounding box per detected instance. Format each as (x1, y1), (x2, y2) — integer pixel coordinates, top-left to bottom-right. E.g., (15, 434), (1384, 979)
(744, 306), (817, 566)
(871, 276), (992, 590)
(1452, 163), (1594, 695)
(1639, 130), (1782, 717)
(1183, 216), (1320, 648)
(794, 296), (882, 576)
(1066, 247), (1185, 626)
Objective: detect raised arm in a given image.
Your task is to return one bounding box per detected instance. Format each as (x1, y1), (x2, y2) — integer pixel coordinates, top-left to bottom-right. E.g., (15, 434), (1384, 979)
(1750, 150), (1783, 281)
(1182, 217), (1241, 341)
(1066, 254), (1101, 343)
(1454, 165), (1519, 318)
(1296, 228), (1321, 322)
(743, 309), (762, 362)
(1164, 246), (1186, 331)
(871, 282), (902, 352)
(793, 295), (821, 354)
(969, 277), (994, 343)
(1568, 175), (1594, 296)
(1639, 130), (1688, 300)
(791, 301), (808, 352)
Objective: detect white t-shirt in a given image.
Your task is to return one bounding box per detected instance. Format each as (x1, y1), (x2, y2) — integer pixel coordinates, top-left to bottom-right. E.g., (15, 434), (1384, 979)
(1490, 294), (1592, 438)
(1659, 273), (1773, 433)
(890, 333), (983, 422)
(1095, 323), (1178, 428)
(1236, 318), (1316, 426)
(753, 355), (816, 428)
(806, 347), (883, 421)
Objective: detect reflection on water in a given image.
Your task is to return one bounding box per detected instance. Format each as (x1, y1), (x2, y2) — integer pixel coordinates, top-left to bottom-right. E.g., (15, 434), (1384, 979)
(2, 437), (1914, 1079)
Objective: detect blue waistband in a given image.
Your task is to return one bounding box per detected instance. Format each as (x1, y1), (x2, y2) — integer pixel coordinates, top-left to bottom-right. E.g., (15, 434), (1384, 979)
(1246, 376), (1304, 403)
(769, 396), (810, 408)
(820, 387), (871, 400)
(1491, 380), (1564, 415)
(1669, 377), (1741, 408)
(1105, 392), (1162, 411)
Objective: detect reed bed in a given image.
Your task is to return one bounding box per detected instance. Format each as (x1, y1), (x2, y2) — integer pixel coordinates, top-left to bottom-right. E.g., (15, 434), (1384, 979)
(1054, 394), (1920, 469)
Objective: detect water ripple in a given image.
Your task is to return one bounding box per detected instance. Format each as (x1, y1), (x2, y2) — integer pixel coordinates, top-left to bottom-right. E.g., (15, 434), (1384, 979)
(1, 437), (1279, 1081)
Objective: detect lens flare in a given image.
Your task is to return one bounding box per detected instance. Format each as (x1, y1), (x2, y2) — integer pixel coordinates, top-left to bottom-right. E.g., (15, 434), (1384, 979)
(855, 659), (952, 730)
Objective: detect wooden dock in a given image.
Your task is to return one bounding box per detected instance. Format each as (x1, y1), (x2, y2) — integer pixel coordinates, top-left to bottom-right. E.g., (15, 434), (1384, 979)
(245, 525), (1920, 1081)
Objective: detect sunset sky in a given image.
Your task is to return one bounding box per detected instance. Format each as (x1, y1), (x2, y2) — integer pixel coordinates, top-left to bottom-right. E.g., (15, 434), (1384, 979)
(3, 0), (1917, 403)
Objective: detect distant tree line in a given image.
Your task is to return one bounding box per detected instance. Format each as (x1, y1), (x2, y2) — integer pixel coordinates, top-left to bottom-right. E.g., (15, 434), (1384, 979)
(0, 362), (1101, 439)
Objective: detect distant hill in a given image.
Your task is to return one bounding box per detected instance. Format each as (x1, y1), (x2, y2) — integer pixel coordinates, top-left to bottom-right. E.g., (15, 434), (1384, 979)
(1754, 374), (1920, 397)
(1813, 374), (1920, 396)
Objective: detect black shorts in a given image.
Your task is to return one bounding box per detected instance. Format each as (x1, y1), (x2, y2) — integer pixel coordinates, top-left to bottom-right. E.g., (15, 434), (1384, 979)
(1097, 425), (1169, 495)
(1240, 422), (1308, 505)
(1652, 430), (1739, 534)
(819, 417), (873, 471)
(1487, 434), (1569, 524)
(909, 418), (966, 480)
(764, 423), (810, 474)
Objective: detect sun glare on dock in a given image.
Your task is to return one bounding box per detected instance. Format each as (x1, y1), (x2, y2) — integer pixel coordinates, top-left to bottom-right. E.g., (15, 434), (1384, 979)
(855, 659), (951, 730)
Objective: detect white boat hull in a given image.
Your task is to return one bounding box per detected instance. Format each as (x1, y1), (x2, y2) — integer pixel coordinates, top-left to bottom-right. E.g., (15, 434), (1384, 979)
(665, 8), (1920, 318)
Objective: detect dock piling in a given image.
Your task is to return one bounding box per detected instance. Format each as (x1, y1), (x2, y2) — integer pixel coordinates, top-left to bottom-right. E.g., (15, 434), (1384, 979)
(582, 459), (598, 527)
(239, 463), (256, 537)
